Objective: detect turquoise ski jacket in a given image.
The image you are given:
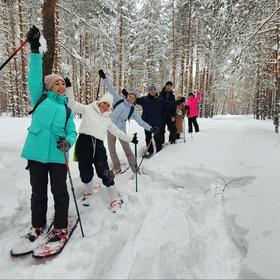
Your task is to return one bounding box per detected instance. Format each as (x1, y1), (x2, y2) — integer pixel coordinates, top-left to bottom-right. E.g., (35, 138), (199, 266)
(21, 53), (77, 164)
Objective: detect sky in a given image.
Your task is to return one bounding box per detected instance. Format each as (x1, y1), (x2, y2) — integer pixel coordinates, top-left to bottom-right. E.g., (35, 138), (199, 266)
(0, 114), (279, 279)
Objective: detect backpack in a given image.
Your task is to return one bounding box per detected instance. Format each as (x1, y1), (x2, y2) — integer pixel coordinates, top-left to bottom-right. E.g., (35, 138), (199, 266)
(28, 93), (71, 128)
(113, 99), (134, 120)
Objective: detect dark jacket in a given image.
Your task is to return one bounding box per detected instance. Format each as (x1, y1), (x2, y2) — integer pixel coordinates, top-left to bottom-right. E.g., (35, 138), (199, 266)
(160, 88), (176, 118)
(136, 94), (181, 127)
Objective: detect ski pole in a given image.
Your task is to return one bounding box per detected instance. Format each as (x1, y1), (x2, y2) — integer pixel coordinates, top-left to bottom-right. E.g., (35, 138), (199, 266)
(0, 39), (28, 72)
(133, 133), (138, 192)
(136, 136), (153, 173)
(96, 76), (101, 100)
(63, 151), (85, 238)
(183, 117), (186, 143)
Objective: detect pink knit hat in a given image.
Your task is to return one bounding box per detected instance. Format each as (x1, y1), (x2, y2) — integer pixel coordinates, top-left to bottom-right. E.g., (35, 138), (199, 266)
(44, 74), (64, 90)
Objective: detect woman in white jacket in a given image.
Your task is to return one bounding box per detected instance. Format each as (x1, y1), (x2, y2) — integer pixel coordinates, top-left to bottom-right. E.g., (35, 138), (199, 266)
(65, 79), (138, 209)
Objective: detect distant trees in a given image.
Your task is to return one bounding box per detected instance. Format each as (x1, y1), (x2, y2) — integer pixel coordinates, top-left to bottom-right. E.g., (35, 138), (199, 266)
(0, 0), (279, 131)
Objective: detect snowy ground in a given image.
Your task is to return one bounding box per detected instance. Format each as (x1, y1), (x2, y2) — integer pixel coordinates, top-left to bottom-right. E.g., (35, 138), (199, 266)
(0, 115), (279, 279)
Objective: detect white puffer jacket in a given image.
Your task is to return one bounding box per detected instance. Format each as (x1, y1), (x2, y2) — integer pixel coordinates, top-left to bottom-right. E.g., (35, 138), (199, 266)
(65, 88), (132, 142)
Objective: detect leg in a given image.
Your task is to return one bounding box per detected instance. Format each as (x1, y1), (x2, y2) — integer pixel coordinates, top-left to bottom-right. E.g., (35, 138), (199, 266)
(28, 160), (48, 228)
(107, 131), (121, 170)
(166, 118), (177, 143)
(144, 130), (154, 154)
(188, 117), (193, 133)
(119, 139), (136, 172)
(159, 117), (166, 144)
(75, 134), (94, 183)
(49, 163), (69, 229)
(93, 139), (115, 187)
(193, 117), (199, 132)
(154, 131), (163, 153)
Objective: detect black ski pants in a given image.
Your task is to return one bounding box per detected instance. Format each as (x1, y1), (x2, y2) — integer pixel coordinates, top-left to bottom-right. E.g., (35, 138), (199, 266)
(28, 160), (69, 229)
(188, 116), (199, 133)
(75, 134), (114, 187)
(159, 116), (177, 144)
(144, 130), (162, 154)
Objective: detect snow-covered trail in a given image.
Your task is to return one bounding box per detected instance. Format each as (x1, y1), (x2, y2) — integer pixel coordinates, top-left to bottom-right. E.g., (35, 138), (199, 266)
(0, 115), (278, 279)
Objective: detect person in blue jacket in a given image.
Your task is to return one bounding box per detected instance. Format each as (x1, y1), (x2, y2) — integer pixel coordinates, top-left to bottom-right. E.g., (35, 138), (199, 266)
(98, 70), (159, 174)
(21, 26), (77, 245)
(136, 84), (185, 157)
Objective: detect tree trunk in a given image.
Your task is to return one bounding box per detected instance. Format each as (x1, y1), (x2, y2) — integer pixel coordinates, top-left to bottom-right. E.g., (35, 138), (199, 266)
(18, 0), (28, 116)
(42, 0), (56, 76)
(171, 0), (176, 86)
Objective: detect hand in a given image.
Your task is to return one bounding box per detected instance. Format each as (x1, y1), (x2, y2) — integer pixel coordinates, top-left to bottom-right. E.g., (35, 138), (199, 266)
(26, 25), (40, 53)
(64, 77), (72, 88)
(98, 69), (106, 79)
(179, 97), (185, 103)
(131, 134), (138, 145)
(56, 137), (71, 152)
(122, 88), (128, 98)
(171, 116), (175, 122)
(150, 126), (159, 134)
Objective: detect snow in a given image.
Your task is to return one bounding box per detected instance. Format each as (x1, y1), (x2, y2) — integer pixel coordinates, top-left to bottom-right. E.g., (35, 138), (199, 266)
(0, 115), (279, 279)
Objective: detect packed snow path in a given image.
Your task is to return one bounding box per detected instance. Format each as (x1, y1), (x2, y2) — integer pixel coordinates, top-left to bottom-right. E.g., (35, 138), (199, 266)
(0, 115), (279, 279)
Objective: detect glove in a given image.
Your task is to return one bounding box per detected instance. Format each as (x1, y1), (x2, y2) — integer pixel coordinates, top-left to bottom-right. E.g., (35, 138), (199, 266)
(64, 77), (71, 87)
(179, 97), (185, 103)
(56, 137), (71, 152)
(150, 127), (159, 134)
(131, 134), (139, 145)
(122, 88), (128, 98)
(98, 69), (106, 79)
(26, 25), (41, 53)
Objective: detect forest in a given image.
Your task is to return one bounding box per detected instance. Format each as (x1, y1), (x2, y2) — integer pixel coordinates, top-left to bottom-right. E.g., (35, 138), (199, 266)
(0, 0), (279, 131)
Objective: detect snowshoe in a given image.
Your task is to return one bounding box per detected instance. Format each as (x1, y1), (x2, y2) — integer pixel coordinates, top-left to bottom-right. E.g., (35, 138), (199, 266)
(32, 216), (78, 258)
(10, 222), (53, 257)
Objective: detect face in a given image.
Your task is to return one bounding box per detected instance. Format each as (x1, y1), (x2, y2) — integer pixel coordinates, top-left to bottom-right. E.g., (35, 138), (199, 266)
(51, 80), (66, 96)
(99, 102), (111, 113)
(189, 95), (194, 100)
(149, 89), (157, 96)
(165, 84), (173, 92)
(127, 94), (136, 104)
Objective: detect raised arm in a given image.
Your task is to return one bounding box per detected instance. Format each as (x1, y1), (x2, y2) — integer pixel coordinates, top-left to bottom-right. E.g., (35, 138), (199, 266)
(28, 53), (44, 106)
(99, 69), (121, 104)
(65, 87), (86, 115)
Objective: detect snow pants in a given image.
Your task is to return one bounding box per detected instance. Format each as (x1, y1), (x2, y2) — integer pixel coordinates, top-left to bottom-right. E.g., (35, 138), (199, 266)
(188, 116), (199, 133)
(28, 160), (69, 229)
(75, 134), (115, 187)
(107, 131), (136, 172)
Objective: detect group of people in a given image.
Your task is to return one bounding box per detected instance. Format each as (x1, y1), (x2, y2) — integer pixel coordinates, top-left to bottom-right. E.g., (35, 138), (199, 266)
(20, 26), (202, 246)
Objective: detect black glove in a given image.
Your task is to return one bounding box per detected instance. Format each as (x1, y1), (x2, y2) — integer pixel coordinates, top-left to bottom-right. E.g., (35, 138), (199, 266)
(98, 69), (106, 79)
(64, 77), (71, 88)
(131, 134), (138, 145)
(26, 25), (40, 53)
(56, 137), (71, 152)
(122, 88), (128, 98)
(150, 127), (159, 134)
(179, 97), (185, 103)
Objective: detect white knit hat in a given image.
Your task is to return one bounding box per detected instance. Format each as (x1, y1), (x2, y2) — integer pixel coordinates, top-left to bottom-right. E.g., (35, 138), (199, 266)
(98, 93), (114, 110)
(44, 73), (64, 90)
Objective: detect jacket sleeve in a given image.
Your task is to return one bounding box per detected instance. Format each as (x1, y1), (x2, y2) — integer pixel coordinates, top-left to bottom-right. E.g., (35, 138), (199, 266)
(65, 112), (77, 147)
(65, 87), (86, 114)
(136, 96), (144, 106)
(107, 121), (133, 143)
(131, 111), (152, 131)
(103, 77), (122, 104)
(28, 53), (44, 106)
(195, 91), (201, 103)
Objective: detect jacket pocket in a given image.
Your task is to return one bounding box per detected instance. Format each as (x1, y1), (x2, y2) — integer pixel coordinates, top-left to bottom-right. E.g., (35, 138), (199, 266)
(27, 126), (41, 134)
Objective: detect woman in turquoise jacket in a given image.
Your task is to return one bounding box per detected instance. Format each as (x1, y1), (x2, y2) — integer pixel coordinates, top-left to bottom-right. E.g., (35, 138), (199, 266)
(21, 26), (77, 247)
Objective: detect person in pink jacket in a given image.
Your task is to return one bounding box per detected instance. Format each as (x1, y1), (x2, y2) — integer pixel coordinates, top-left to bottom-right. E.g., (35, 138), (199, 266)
(186, 91), (202, 133)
